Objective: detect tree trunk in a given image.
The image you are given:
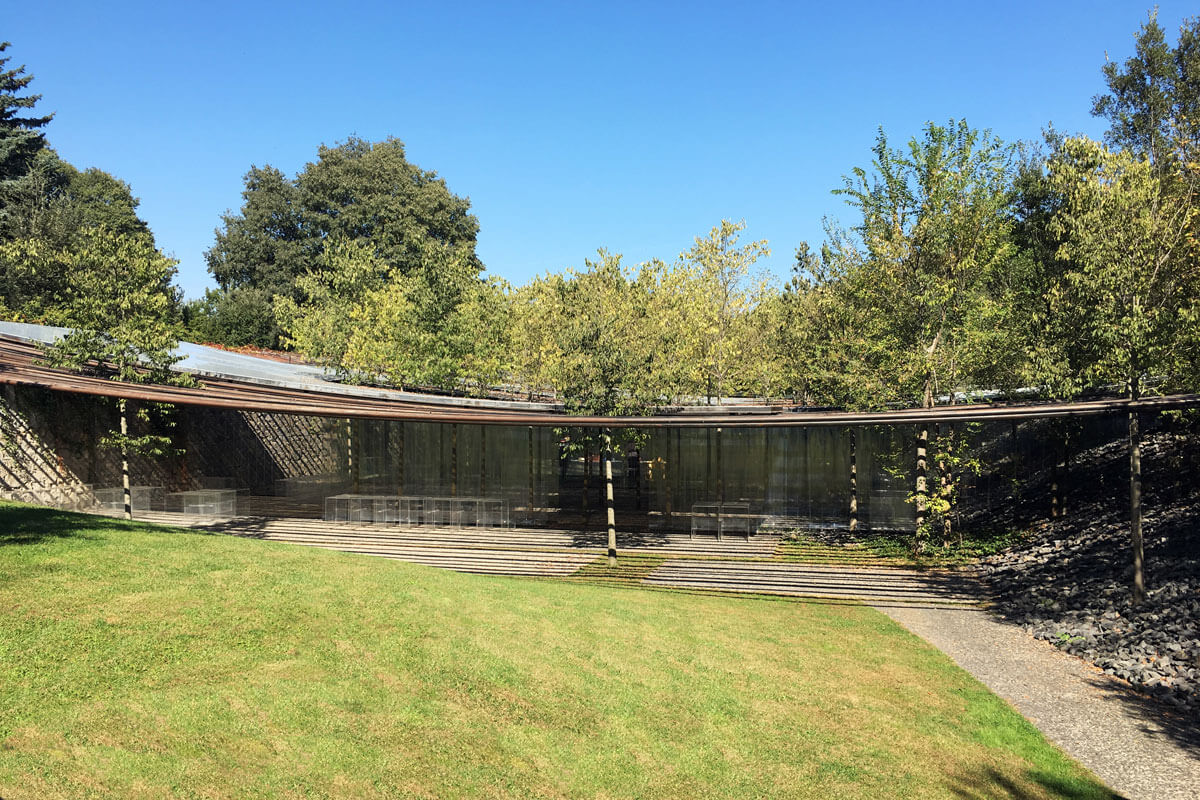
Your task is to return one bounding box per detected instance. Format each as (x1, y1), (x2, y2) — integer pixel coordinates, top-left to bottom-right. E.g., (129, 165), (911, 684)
(848, 428), (858, 533)
(583, 441), (591, 517)
(717, 427), (725, 536)
(940, 425), (954, 547)
(915, 427), (928, 553)
(604, 429), (617, 567)
(120, 398), (132, 521)
(1129, 409), (1146, 604)
(914, 380), (932, 553)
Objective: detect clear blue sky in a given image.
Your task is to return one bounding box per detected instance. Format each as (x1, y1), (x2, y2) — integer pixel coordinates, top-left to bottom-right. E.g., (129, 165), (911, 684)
(6, 0), (1193, 299)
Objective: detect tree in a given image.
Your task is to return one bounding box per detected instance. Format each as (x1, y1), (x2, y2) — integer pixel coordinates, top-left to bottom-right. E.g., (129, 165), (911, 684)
(205, 165), (311, 347)
(42, 228), (191, 519)
(0, 41), (52, 239)
(206, 137), (481, 347)
(298, 137), (481, 275)
(0, 144), (157, 322)
(1036, 136), (1200, 602)
(1092, 11), (1200, 168)
(183, 287), (279, 348)
(673, 220), (771, 403)
(275, 238), (506, 395)
(546, 251), (661, 565)
(827, 120), (1022, 551)
(508, 275), (567, 401)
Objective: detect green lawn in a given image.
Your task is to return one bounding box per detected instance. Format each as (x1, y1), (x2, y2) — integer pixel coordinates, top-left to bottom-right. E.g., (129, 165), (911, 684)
(0, 503), (1111, 799)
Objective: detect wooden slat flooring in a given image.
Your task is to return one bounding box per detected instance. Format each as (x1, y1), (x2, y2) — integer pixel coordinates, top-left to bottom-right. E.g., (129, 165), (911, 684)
(137, 512), (780, 559)
(129, 512), (979, 604)
(644, 559), (980, 605)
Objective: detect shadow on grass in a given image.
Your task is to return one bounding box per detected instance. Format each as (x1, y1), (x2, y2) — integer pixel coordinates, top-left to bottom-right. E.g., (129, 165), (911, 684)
(0, 502), (139, 546)
(948, 766), (1123, 800)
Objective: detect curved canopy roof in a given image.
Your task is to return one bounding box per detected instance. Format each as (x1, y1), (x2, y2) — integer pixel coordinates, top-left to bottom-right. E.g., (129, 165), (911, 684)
(1, 322), (1196, 428)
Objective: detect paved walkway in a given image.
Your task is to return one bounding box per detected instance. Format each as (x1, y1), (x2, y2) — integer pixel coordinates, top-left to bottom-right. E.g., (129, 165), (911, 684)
(878, 605), (1200, 800)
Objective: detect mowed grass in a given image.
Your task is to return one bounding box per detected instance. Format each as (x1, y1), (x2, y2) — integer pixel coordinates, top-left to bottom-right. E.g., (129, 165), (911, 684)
(0, 504), (1111, 799)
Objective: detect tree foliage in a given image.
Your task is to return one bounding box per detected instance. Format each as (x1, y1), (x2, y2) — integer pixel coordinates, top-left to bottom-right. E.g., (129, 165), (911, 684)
(1035, 137), (1199, 400)
(274, 238), (505, 395)
(670, 220), (772, 403)
(203, 137), (481, 347)
(828, 120), (1023, 408)
(1092, 11), (1200, 167)
(0, 40), (52, 235)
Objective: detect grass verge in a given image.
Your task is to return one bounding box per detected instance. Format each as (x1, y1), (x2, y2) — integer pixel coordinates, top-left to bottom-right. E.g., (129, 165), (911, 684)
(0, 503), (1110, 799)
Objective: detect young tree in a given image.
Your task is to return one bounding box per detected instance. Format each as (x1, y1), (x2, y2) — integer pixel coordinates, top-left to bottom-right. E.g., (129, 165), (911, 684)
(276, 238), (507, 395)
(42, 228), (192, 519)
(546, 251), (661, 565)
(1037, 136), (1200, 602)
(674, 220), (771, 403)
(508, 275), (567, 401)
(828, 120), (1022, 551)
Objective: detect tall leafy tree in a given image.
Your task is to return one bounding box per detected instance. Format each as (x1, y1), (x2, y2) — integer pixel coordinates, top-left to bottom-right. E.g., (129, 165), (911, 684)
(671, 220), (771, 403)
(298, 137), (481, 275)
(203, 165), (311, 347)
(206, 137), (481, 347)
(275, 238), (506, 395)
(0, 151), (158, 323)
(545, 251), (660, 565)
(827, 120), (1022, 550)
(1092, 11), (1200, 168)
(43, 229), (191, 519)
(1036, 136), (1200, 602)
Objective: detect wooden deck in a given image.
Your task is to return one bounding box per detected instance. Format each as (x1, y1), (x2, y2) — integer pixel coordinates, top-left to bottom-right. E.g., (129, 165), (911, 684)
(643, 559), (979, 605)
(133, 511), (981, 606)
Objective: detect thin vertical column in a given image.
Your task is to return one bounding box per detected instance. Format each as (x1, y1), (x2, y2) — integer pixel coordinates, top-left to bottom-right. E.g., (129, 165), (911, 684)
(480, 425), (487, 497)
(527, 426), (535, 512)
(451, 423), (458, 498)
(915, 425), (928, 552)
(397, 421), (405, 495)
(120, 398), (131, 520)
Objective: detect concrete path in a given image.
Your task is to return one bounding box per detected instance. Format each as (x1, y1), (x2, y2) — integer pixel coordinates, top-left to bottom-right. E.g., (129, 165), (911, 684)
(878, 604), (1200, 800)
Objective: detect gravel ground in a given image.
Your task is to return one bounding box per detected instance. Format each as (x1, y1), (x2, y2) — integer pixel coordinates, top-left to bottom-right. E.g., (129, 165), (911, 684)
(977, 432), (1200, 716)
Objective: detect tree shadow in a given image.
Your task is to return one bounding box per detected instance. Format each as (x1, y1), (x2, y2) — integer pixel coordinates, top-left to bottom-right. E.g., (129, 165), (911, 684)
(1077, 670), (1200, 758)
(0, 502), (147, 546)
(947, 765), (1122, 800)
